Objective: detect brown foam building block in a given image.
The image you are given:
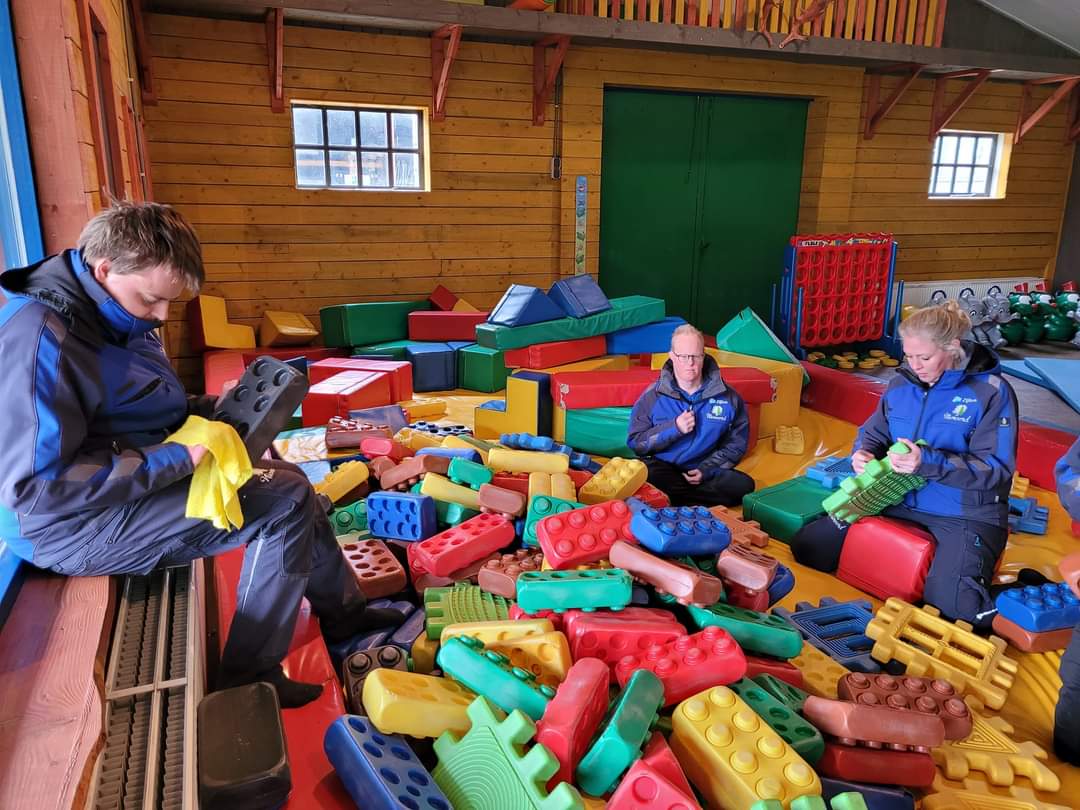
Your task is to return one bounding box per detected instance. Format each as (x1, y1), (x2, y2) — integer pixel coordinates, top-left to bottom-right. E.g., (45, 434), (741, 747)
(715, 544), (778, 590)
(837, 672), (972, 740)
(803, 695), (945, 752)
(478, 549), (545, 598)
(608, 540), (723, 607)
(379, 455), (452, 491)
(341, 538), (407, 599)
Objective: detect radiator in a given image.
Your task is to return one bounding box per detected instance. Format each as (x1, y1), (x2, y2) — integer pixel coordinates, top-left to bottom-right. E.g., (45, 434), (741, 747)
(895, 277), (1044, 308)
(87, 561), (204, 810)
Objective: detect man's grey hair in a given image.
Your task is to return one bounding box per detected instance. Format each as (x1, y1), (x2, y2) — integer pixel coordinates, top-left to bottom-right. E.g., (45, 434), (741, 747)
(670, 323), (706, 349)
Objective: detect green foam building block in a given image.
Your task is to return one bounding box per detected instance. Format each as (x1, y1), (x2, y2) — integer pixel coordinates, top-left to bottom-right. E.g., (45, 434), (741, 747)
(576, 669), (664, 797)
(425, 584), (510, 639)
(434, 696), (584, 810)
(330, 499), (368, 535)
(563, 407), (635, 458)
(828, 794), (869, 810)
(715, 307), (809, 384)
(352, 339), (415, 360)
(822, 441), (926, 524)
(728, 678), (825, 765)
(523, 495), (584, 547)
(751, 673), (809, 714)
(753, 799), (828, 810)
(448, 457), (493, 490)
(458, 344), (508, 393)
(687, 602), (803, 659)
(516, 569), (632, 613)
(742, 476), (833, 542)
(437, 635), (555, 722)
(475, 296), (665, 351)
(320, 300), (430, 347)
(442, 501), (480, 528)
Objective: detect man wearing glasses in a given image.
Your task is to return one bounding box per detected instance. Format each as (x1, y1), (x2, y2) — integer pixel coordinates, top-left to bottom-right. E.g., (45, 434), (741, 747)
(628, 324), (755, 506)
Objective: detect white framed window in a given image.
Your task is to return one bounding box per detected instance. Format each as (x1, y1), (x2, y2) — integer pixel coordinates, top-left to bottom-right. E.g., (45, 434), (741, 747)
(929, 131), (1008, 199)
(291, 103), (427, 191)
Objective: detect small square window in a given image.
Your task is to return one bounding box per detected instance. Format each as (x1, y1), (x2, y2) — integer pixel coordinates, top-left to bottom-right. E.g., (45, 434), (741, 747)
(291, 104), (426, 191)
(929, 131), (1006, 199)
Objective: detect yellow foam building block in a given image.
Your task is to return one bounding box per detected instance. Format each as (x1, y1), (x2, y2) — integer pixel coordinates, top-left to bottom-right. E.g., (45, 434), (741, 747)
(188, 294), (256, 351)
(774, 425), (805, 455)
(552, 404), (567, 442)
(488, 447), (569, 475)
(394, 427), (443, 451)
(528, 472), (552, 502)
(790, 642), (849, 699)
(313, 460), (369, 504)
(473, 373), (549, 440)
(401, 399), (447, 419)
(412, 633), (439, 674)
(443, 434), (489, 464)
(440, 618), (554, 646)
(866, 597), (1017, 711)
(452, 297), (480, 312)
(486, 631), (571, 689)
(670, 685), (821, 809)
(922, 775), (1071, 810)
(1010, 474), (1030, 500)
(362, 669), (475, 738)
(420, 472), (482, 510)
(258, 310), (317, 346)
(651, 349), (800, 438)
(578, 457), (647, 504)
(535, 355), (631, 374)
(551, 472), (576, 501)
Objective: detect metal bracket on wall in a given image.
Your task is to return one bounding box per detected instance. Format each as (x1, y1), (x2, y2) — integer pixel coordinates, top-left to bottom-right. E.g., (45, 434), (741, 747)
(1015, 75), (1080, 145)
(929, 68), (992, 141)
(864, 63), (924, 140)
(265, 7), (284, 113)
(533, 34), (569, 126)
(128, 0), (156, 104)
(431, 24), (463, 122)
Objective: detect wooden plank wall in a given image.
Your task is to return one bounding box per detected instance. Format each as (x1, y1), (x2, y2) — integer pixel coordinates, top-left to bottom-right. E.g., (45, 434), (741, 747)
(144, 14), (1075, 389)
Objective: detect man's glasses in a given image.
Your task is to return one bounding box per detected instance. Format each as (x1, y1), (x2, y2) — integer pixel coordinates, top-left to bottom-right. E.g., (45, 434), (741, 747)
(672, 353), (704, 364)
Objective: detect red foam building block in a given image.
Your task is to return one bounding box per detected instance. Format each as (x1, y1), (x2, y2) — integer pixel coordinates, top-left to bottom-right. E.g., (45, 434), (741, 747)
(359, 437), (413, 462)
(606, 759), (702, 810)
(535, 657), (610, 789)
(429, 284), (459, 311)
(239, 347), (345, 366)
(204, 347), (345, 396)
(508, 604), (565, 632)
(407, 310), (488, 341)
(567, 469), (594, 490)
(641, 732), (696, 801)
(569, 614), (687, 675)
(491, 472), (531, 495)
(535, 500), (637, 569)
(1017, 422), (1075, 491)
(633, 482), (671, 509)
(719, 367), (776, 406)
(837, 516), (934, 603)
(412, 513), (515, 577)
(504, 336), (608, 370)
(303, 370), (392, 427)
(722, 580), (770, 611)
(744, 654), (805, 688)
(613, 626), (747, 706)
(1073, 520), (1080, 539)
(816, 742), (936, 788)
(309, 357), (413, 403)
(800, 362), (887, 426)
(551, 368), (660, 410)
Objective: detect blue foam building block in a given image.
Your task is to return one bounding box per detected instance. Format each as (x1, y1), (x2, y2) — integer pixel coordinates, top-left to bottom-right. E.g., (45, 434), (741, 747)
(605, 315), (687, 354)
(405, 342), (457, 392)
(821, 778), (915, 810)
(772, 597), (880, 673)
(805, 456), (855, 490)
(767, 563), (795, 607)
(1008, 496), (1050, 535)
(479, 399), (506, 411)
(282, 355), (308, 376)
(548, 274), (612, 318)
(1000, 359), (1049, 387)
(1023, 357), (1080, 414)
(346, 404), (408, 433)
(487, 284), (565, 327)
(447, 340), (472, 351)
(366, 492), (438, 541)
(389, 608), (427, 651)
(416, 447), (482, 463)
(631, 584), (650, 605)
(996, 581), (1080, 632)
(630, 505), (732, 556)
(324, 715), (451, 810)
(625, 497), (648, 515)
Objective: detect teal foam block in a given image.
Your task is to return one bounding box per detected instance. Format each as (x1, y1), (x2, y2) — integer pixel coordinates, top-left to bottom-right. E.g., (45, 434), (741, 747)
(1024, 357), (1080, 414)
(1001, 359), (1049, 387)
(319, 300), (431, 347)
(475, 296), (665, 351)
(716, 308), (809, 384)
(563, 407), (635, 458)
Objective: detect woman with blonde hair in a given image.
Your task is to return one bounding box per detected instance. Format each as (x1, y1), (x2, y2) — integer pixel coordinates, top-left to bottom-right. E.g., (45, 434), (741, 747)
(791, 300), (1018, 628)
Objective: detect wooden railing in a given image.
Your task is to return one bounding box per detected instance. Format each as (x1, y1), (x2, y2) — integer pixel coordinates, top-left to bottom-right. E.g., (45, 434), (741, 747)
(555, 0), (947, 48)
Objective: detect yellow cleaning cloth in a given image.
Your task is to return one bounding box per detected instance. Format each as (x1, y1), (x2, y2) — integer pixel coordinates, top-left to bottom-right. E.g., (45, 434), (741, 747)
(166, 415), (254, 530)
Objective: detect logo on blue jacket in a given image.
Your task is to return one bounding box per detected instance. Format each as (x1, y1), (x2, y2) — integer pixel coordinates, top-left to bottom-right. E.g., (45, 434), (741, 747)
(943, 402), (973, 424)
(706, 399), (731, 421)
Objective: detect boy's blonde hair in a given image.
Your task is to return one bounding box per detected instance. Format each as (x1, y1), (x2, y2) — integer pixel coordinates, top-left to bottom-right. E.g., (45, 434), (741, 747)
(670, 323), (705, 349)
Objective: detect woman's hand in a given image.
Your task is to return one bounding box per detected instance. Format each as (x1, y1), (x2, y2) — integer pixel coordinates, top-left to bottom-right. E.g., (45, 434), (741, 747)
(851, 449), (875, 475)
(888, 438), (922, 474)
(187, 444), (208, 467)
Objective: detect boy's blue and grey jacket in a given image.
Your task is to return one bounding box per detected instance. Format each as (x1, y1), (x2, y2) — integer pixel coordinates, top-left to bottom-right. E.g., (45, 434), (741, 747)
(627, 355), (750, 477)
(856, 340), (1017, 525)
(1056, 436), (1080, 521)
(0, 250), (202, 566)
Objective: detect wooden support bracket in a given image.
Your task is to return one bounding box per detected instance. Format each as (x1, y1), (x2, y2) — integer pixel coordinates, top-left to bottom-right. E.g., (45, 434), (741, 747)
(1016, 75), (1080, 144)
(929, 68), (992, 141)
(431, 24), (463, 122)
(533, 34), (569, 126)
(266, 7), (284, 113)
(864, 63), (924, 140)
(128, 0), (155, 104)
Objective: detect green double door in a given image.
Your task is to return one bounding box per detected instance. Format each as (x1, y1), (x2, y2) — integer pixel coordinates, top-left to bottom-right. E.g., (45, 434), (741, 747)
(599, 88), (808, 336)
